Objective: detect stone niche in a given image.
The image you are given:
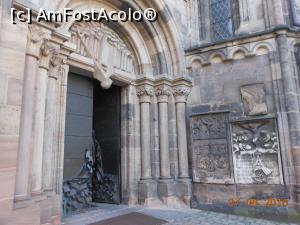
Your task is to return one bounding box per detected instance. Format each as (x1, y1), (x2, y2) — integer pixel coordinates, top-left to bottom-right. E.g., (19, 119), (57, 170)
(190, 113), (233, 184)
(231, 118), (283, 184)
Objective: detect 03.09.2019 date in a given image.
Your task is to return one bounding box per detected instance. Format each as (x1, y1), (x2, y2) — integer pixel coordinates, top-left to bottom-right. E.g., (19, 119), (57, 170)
(227, 198), (289, 207)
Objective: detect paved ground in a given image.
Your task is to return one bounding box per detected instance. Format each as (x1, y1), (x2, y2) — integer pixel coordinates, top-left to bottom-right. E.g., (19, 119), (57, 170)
(62, 203), (298, 225)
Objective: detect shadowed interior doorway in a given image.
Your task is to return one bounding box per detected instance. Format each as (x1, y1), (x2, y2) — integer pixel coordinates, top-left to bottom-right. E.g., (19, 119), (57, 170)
(63, 72), (121, 215)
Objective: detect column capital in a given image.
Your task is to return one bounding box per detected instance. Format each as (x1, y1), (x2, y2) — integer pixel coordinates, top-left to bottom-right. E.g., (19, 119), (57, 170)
(26, 25), (51, 59)
(39, 42), (60, 70)
(155, 85), (172, 103)
(173, 85), (191, 103)
(137, 85), (154, 103)
(49, 54), (64, 80)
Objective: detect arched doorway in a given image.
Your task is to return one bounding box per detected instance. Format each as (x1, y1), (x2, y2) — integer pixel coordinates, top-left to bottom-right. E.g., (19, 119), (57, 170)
(61, 20), (137, 214)
(13, 1), (192, 224)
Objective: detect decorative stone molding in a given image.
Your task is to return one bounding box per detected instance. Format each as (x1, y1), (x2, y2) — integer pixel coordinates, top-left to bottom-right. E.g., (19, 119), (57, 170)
(70, 22), (134, 89)
(137, 85), (154, 103)
(26, 25), (50, 59)
(155, 85), (172, 103)
(39, 42), (60, 70)
(186, 38), (275, 68)
(137, 86), (154, 97)
(49, 54), (63, 80)
(173, 86), (191, 103)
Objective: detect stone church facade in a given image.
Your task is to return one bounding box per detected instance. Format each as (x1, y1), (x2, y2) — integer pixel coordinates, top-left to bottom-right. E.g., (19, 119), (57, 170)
(0, 0), (300, 224)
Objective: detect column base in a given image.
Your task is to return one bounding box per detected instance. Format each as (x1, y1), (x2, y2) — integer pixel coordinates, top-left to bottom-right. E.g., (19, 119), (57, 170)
(138, 179), (164, 208)
(31, 190), (43, 197)
(14, 193), (31, 202)
(158, 179), (175, 197)
(158, 179), (188, 208)
(176, 178), (192, 207)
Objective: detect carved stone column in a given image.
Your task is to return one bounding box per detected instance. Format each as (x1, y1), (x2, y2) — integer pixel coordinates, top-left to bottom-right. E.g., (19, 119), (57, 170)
(43, 54), (63, 191)
(173, 85), (192, 205)
(155, 85), (177, 205)
(156, 85), (172, 180)
(137, 85), (154, 180)
(155, 84), (188, 208)
(31, 42), (58, 194)
(15, 25), (49, 199)
(137, 85), (159, 205)
(173, 86), (190, 179)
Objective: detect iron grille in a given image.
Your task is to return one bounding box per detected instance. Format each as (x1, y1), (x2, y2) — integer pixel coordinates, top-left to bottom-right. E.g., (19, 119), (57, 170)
(210, 0), (234, 41)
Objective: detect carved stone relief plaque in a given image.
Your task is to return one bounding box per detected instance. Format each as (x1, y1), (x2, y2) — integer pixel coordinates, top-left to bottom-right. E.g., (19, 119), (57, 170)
(70, 22), (135, 89)
(241, 83), (268, 116)
(231, 119), (283, 184)
(190, 113), (233, 183)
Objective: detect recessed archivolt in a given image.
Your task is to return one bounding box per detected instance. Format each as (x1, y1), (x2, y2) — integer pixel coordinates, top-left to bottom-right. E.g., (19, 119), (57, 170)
(56, 0), (185, 78)
(69, 21), (137, 88)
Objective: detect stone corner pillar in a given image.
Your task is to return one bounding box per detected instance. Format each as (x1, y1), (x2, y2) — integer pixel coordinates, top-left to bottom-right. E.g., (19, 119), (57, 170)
(173, 84), (192, 206)
(136, 84), (162, 206)
(277, 34), (300, 212)
(15, 25), (50, 200)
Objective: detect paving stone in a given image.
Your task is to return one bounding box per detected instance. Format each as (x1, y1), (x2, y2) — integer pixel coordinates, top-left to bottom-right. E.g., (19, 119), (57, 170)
(62, 204), (298, 225)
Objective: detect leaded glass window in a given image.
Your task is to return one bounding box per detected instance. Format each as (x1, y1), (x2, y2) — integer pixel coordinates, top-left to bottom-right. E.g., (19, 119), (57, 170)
(210, 0), (234, 41)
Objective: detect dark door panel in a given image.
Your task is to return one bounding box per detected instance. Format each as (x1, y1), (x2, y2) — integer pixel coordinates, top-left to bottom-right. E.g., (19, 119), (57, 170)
(93, 82), (121, 204)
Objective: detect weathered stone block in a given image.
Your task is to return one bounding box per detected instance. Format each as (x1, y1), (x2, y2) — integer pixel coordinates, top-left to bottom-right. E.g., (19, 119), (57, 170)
(240, 83), (268, 116)
(0, 170), (16, 200)
(158, 180), (175, 198)
(0, 75), (7, 104)
(138, 180), (157, 204)
(0, 105), (20, 135)
(0, 135), (18, 169)
(7, 78), (22, 106)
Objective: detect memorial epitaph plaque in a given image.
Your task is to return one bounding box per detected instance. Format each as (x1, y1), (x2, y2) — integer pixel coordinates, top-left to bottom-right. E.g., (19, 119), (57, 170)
(190, 113), (233, 183)
(231, 118), (283, 184)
